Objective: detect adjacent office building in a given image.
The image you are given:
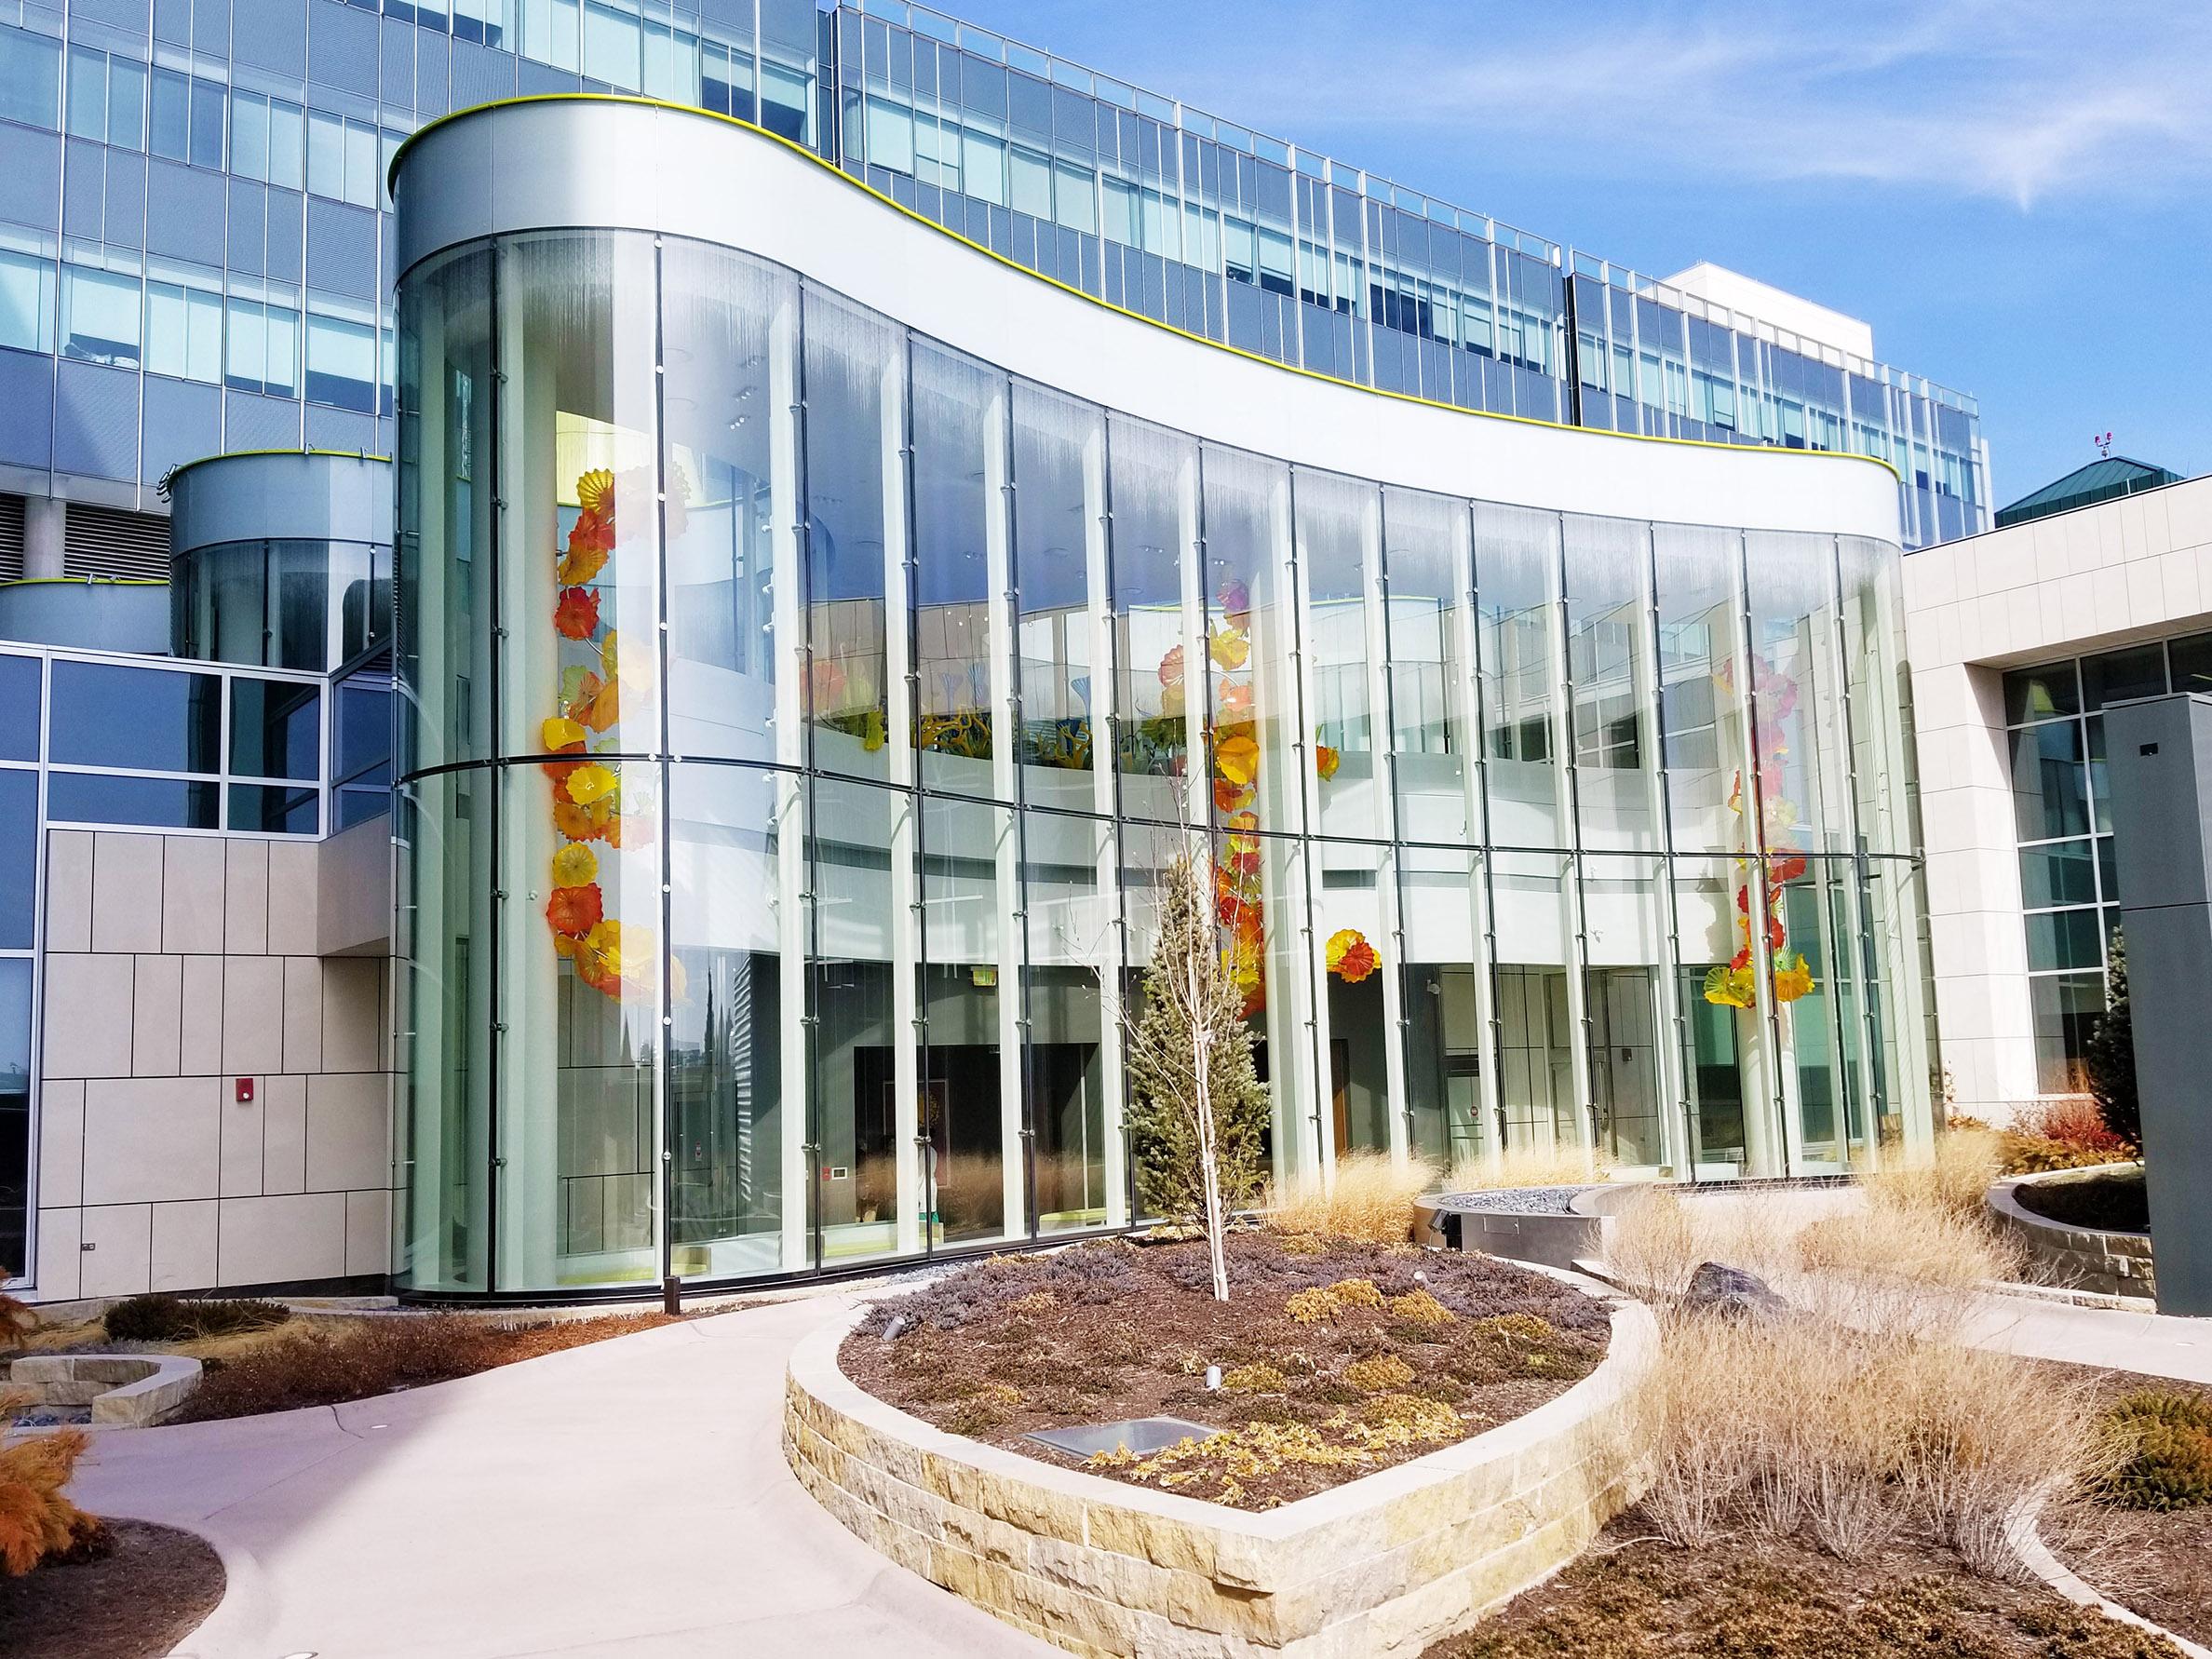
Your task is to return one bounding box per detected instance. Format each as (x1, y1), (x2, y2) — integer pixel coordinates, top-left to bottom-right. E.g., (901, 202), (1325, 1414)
(1, 2), (1974, 1302)
(1908, 460), (2211, 1122)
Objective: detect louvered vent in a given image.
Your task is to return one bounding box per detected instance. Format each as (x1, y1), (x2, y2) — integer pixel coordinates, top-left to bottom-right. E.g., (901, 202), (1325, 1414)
(0, 496), (22, 580)
(63, 503), (171, 582)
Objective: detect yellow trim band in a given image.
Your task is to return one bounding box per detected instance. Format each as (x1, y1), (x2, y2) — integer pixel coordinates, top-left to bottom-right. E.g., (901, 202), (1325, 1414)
(389, 93), (1904, 485)
(0, 576), (167, 587)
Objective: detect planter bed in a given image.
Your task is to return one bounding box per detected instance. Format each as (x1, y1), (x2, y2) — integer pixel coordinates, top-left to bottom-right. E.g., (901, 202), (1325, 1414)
(1421, 1525), (2178, 1659)
(1988, 1170), (2156, 1301)
(789, 1237), (1655, 1657)
(840, 1234), (1612, 1509)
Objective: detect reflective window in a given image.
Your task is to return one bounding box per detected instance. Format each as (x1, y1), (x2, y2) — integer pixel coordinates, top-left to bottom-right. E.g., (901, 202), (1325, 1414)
(48, 661), (220, 773)
(230, 678), (322, 781)
(0, 250), (55, 356)
(0, 957), (26, 1281)
(61, 265), (141, 367)
(306, 309), (378, 411)
(0, 25), (60, 130)
(0, 655), (39, 762)
(0, 769), (34, 950)
(47, 773), (219, 829)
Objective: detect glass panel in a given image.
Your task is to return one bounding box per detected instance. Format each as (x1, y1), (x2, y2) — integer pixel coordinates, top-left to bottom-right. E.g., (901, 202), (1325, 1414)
(803, 288), (897, 782)
(1200, 445), (1297, 836)
(668, 762), (790, 1279)
(230, 678), (321, 780)
(1673, 853), (1756, 1172)
(662, 240), (789, 765)
(268, 540), (330, 670)
(398, 769), (494, 1290)
(2025, 907), (2104, 973)
(397, 245), (496, 775)
(1300, 471), (1382, 840)
(921, 791), (1014, 1244)
(2019, 840), (2096, 909)
(0, 654), (40, 762)
(0, 959), (27, 1281)
(500, 752), (661, 1291)
(1026, 808), (1113, 1234)
(49, 661), (220, 772)
(47, 773), (219, 828)
(1652, 524), (1741, 853)
(2086, 714), (2111, 834)
(0, 769), (35, 950)
(1771, 858), (1858, 1170)
(2003, 662), (2078, 724)
(228, 781), (320, 833)
(1474, 503), (1562, 847)
(2029, 971), (2100, 1095)
(1563, 514), (1656, 852)
(1108, 415), (1192, 817)
(2009, 721), (2088, 841)
(2168, 631), (2212, 695)
(807, 776), (908, 1267)
(1580, 853), (1667, 1167)
(1396, 843), (1485, 1170)
(1490, 849), (1577, 1154)
(1012, 382), (1100, 810)
(910, 341), (1001, 794)
(1382, 489), (1475, 846)
(1315, 838), (1390, 1153)
(2081, 643), (2165, 711)
(1745, 531), (1846, 857)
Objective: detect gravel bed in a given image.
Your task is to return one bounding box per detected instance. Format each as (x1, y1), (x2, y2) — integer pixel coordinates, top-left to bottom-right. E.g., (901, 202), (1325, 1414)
(1431, 1186), (1594, 1216)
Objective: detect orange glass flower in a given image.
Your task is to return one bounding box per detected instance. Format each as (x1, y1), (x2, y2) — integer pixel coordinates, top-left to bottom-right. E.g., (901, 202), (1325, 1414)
(1213, 777), (1253, 814)
(1213, 730), (1260, 787)
(546, 882), (603, 938)
(1315, 744), (1340, 781)
(1325, 928), (1379, 983)
(1157, 645), (1185, 686)
(553, 587), (601, 641)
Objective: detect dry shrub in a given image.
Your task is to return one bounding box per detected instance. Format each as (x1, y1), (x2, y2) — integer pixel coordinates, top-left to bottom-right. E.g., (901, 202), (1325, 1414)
(1447, 1142), (1615, 1192)
(176, 1310), (669, 1422)
(1959, 1100), (2140, 1176)
(1625, 1171), (2106, 1578)
(0, 1388), (95, 1576)
(1263, 1150), (1434, 1245)
(1871, 1123), (2003, 1222)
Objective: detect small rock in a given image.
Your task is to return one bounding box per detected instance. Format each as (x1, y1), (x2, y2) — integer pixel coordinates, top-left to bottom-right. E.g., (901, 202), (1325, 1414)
(1681, 1261), (1789, 1321)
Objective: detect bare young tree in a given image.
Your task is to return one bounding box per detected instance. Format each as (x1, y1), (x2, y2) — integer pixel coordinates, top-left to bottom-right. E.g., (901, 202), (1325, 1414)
(1123, 842), (1269, 1302)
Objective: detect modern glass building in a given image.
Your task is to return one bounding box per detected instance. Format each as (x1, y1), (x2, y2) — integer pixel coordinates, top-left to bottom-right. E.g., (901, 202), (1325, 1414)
(0, 0), (1984, 552)
(389, 97), (1936, 1299)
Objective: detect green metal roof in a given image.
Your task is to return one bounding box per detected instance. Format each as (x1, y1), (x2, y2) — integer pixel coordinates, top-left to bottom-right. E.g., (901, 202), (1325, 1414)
(1995, 455), (2184, 529)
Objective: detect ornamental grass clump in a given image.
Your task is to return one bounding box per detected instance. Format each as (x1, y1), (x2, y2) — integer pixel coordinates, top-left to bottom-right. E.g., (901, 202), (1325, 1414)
(1264, 1149), (1435, 1245)
(1615, 1175), (2108, 1579)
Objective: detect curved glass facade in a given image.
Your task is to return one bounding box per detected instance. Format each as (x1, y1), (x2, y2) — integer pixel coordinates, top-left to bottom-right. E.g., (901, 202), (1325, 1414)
(395, 225), (1934, 1296)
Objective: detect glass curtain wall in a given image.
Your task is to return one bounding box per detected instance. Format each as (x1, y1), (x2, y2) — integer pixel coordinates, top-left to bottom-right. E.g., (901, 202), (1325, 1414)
(396, 224), (1932, 1296)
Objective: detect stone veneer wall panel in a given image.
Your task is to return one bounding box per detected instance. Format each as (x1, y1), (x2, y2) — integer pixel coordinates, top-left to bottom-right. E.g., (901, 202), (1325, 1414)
(30, 827), (397, 1301)
(785, 1298), (1657, 1657)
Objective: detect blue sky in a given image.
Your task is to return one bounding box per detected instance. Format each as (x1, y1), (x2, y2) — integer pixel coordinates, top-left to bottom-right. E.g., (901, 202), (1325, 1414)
(929, 0), (2212, 506)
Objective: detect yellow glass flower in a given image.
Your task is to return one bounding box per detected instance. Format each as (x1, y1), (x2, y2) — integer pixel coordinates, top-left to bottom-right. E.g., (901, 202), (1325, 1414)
(541, 716), (586, 752)
(550, 843), (599, 889)
(565, 762), (620, 805)
(1213, 731), (1260, 787)
(1772, 954), (1815, 1003)
(576, 467), (615, 516)
(1208, 624), (1250, 671)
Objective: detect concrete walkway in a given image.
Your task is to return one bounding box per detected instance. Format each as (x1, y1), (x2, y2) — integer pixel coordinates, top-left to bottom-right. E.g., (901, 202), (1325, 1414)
(1960, 1290), (2212, 1384)
(65, 1294), (1054, 1659)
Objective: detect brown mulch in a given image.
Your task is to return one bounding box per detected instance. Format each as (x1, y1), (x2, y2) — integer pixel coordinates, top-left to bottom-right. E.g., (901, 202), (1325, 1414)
(0, 1520), (224, 1659)
(1422, 1525), (2181, 1659)
(171, 1308), (689, 1422)
(841, 1232), (1611, 1509)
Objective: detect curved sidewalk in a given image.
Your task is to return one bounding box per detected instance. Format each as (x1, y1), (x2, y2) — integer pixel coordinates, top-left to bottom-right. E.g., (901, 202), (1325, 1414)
(65, 1294), (1055, 1659)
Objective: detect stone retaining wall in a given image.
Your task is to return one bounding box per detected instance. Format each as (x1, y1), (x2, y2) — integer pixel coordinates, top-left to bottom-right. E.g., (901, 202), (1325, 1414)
(5, 1353), (202, 1424)
(785, 1295), (1657, 1657)
(1988, 1172), (2154, 1302)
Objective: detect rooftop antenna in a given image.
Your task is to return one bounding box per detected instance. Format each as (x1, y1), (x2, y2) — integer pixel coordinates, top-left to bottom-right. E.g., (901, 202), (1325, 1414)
(2094, 430), (2113, 458)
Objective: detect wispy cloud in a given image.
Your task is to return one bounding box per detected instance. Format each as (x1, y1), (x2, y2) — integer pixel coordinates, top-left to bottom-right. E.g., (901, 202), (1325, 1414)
(1140, 0), (2212, 209)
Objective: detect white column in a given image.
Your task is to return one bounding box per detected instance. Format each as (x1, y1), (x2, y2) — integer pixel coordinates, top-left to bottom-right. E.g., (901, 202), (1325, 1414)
(1283, 472), (1330, 1186)
(1548, 519), (1598, 1174)
(22, 496), (64, 580)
